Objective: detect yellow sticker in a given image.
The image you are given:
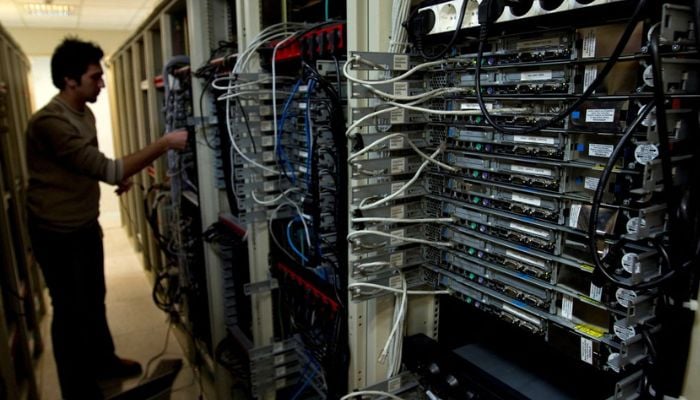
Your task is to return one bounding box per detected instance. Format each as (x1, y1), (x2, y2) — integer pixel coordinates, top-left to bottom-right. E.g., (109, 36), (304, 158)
(580, 264), (594, 273)
(575, 324), (605, 338)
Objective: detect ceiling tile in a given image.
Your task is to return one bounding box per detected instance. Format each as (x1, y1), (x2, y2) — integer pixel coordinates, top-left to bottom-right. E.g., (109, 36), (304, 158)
(22, 14), (78, 28)
(13, 0), (82, 5)
(0, 3), (22, 25)
(81, 0), (149, 7)
(78, 20), (130, 30)
(79, 6), (139, 19)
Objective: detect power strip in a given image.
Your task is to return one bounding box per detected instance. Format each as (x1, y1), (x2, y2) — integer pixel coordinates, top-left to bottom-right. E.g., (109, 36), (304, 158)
(418, 0), (628, 35)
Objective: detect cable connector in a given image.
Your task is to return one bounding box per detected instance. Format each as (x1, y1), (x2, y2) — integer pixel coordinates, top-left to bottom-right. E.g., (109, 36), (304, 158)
(478, 0), (505, 25)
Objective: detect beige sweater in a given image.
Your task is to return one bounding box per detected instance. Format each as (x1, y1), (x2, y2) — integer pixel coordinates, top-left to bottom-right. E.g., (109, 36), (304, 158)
(26, 95), (123, 231)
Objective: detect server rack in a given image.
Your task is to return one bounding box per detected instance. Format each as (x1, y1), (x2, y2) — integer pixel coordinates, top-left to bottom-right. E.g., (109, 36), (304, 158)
(0, 22), (45, 400)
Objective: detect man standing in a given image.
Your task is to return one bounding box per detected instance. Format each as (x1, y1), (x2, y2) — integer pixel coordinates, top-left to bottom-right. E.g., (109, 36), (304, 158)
(25, 38), (187, 399)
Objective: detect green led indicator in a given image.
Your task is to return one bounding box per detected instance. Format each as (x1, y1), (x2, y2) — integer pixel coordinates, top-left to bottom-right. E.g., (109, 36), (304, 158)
(468, 248), (476, 256)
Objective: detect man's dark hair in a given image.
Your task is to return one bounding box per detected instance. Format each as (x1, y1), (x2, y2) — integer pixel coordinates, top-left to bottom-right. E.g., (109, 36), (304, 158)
(51, 37), (104, 90)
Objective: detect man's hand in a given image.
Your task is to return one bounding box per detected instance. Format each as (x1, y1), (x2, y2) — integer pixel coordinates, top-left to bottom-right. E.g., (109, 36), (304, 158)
(165, 128), (188, 150)
(115, 178), (133, 196)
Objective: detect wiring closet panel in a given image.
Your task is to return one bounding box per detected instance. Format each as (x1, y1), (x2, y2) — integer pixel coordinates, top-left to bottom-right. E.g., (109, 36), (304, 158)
(345, 1), (700, 399)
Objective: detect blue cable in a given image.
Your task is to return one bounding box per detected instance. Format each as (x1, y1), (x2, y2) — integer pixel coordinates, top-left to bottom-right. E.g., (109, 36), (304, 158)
(287, 217), (309, 264)
(278, 79), (303, 184)
(290, 359), (317, 400)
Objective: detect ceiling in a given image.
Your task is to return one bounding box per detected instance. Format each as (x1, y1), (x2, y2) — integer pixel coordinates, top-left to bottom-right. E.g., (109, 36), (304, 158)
(0, 0), (161, 31)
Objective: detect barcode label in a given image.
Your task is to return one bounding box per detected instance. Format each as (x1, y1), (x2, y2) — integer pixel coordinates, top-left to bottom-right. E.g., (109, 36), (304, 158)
(390, 252), (404, 267)
(390, 229), (404, 245)
(585, 109), (616, 123)
(521, 70), (553, 81)
(387, 376), (402, 392)
(390, 205), (405, 219)
(581, 338), (593, 364)
(588, 143), (614, 158)
(394, 82), (408, 96)
(569, 203), (582, 228)
(561, 295), (574, 319)
(505, 249), (545, 268)
(589, 284), (603, 302)
(389, 135), (405, 149)
(390, 109), (405, 123)
(584, 176), (600, 191)
(389, 275), (403, 289)
(582, 29), (596, 58)
(511, 164), (552, 177)
(510, 222), (549, 238)
(513, 135), (555, 145)
(391, 157), (406, 174)
(517, 37), (561, 50)
(393, 55), (409, 70)
(512, 193), (542, 207)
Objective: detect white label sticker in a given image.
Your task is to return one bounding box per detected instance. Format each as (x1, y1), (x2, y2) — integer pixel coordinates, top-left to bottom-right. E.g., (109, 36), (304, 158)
(583, 65), (598, 91)
(390, 205), (406, 219)
(461, 102), (493, 110)
(393, 55), (409, 71)
(589, 284), (603, 302)
(585, 109), (616, 123)
(521, 70), (553, 81)
(390, 109), (405, 124)
(614, 324), (637, 341)
(569, 203), (582, 228)
(390, 229), (404, 245)
(389, 252), (404, 268)
(616, 288), (637, 308)
(582, 29), (597, 58)
(505, 249), (545, 268)
(512, 193), (542, 207)
(513, 135), (556, 145)
(581, 338), (594, 365)
(516, 37), (561, 50)
(275, 366), (286, 377)
(274, 354), (285, 365)
(621, 253), (641, 274)
(262, 136), (274, 147)
(273, 342), (284, 353)
(588, 144), (614, 158)
(394, 82), (408, 97)
(561, 295), (574, 319)
(584, 176), (600, 191)
(263, 151), (274, 162)
(264, 181), (275, 192)
(391, 182), (404, 194)
(634, 144), (659, 165)
(389, 135), (405, 149)
(391, 157), (406, 174)
(387, 376), (402, 392)
(389, 274), (403, 289)
(511, 164), (553, 177)
(509, 222), (549, 238)
(261, 121), (273, 131)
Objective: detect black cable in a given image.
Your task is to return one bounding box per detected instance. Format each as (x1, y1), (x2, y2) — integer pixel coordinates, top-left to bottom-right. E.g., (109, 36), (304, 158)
(648, 28), (677, 263)
(236, 99), (257, 154)
(417, 0), (469, 61)
(587, 101), (676, 290)
(474, 0), (649, 135)
(198, 75), (218, 151)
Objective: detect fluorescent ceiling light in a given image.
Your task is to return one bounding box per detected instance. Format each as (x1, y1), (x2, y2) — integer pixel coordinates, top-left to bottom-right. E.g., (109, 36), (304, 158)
(25, 3), (75, 17)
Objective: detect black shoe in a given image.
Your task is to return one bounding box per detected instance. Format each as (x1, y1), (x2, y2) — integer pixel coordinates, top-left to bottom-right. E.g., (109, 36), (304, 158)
(97, 357), (143, 379)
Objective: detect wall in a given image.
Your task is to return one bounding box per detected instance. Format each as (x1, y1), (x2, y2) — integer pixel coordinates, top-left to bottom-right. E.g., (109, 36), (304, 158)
(6, 28), (130, 57)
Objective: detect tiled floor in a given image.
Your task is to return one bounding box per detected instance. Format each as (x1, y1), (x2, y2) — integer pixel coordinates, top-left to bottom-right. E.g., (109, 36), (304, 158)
(36, 189), (201, 400)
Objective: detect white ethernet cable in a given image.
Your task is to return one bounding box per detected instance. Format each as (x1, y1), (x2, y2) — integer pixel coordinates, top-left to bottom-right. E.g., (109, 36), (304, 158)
(347, 230), (453, 248)
(343, 54), (465, 86)
(251, 187), (301, 205)
(352, 217), (454, 224)
(348, 132), (458, 172)
(340, 391), (405, 400)
(357, 147), (441, 210)
(345, 87), (463, 138)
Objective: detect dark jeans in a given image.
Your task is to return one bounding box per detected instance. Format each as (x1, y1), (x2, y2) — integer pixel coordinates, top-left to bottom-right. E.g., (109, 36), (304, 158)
(29, 219), (115, 400)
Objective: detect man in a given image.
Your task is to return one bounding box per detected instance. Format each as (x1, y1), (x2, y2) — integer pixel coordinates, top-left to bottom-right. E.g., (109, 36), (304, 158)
(25, 38), (187, 399)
